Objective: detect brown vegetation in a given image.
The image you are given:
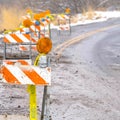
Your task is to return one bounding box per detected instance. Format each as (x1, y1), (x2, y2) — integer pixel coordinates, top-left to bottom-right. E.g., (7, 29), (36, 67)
(0, 6), (25, 31)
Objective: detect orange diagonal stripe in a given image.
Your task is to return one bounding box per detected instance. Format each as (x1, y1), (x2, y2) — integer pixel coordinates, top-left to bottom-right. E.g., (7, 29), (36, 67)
(36, 26), (40, 31)
(18, 60), (29, 65)
(2, 66), (20, 84)
(32, 38), (37, 43)
(24, 34), (35, 42)
(22, 68), (47, 85)
(24, 34), (30, 39)
(29, 27), (34, 32)
(32, 46), (37, 51)
(24, 33), (37, 43)
(4, 37), (10, 43)
(11, 34), (23, 43)
(20, 46), (28, 51)
(5, 61), (14, 65)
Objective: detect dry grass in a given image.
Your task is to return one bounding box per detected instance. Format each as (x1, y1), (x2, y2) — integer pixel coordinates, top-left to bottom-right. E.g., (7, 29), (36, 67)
(81, 6), (103, 21)
(70, 15), (79, 23)
(51, 15), (79, 26)
(82, 7), (97, 20)
(52, 6), (103, 26)
(0, 6), (25, 31)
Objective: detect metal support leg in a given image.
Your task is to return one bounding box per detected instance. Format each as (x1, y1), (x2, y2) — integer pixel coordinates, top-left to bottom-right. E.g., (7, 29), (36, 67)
(69, 16), (71, 35)
(29, 33), (33, 60)
(48, 24), (51, 38)
(58, 20), (60, 35)
(41, 86), (50, 120)
(4, 43), (6, 59)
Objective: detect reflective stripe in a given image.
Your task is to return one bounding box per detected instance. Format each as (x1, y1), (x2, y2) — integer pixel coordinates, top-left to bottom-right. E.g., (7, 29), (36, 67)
(4, 34), (17, 43)
(3, 59), (32, 65)
(4, 34), (31, 43)
(0, 65), (51, 85)
(19, 45), (37, 51)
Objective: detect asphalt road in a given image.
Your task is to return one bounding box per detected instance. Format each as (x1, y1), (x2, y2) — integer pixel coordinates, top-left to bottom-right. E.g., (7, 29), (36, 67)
(77, 19), (120, 80)
(51, 18), (120, 120)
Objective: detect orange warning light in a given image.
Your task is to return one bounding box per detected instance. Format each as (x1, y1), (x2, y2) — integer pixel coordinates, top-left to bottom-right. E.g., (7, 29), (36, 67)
(65, 8), (71, 14)
(26, 8), (32, 14)
(39, 12), (46, 19)
(45, 10), (51, 16)
(34, 13), (40, 20)
(36, 37), (52, 54)
(23, 19), (33, 28)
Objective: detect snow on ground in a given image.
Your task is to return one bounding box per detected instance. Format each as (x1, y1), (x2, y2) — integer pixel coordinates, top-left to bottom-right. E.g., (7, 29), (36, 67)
(71, 11), (120, 26)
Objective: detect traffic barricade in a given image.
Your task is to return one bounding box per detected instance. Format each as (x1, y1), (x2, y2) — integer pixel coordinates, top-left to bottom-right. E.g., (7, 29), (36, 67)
(57, 14), (71, 35)
(0, 35), (52, 120)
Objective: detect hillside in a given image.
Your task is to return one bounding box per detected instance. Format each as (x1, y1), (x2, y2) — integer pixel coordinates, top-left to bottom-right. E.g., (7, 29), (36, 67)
(0, 0), (120, 13)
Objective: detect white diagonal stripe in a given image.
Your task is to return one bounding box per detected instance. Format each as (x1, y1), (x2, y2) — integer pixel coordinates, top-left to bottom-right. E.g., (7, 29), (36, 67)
(6, 65), (34, 84)
(5, 35), (17, 43)
(32, 66), (51, 84)
(16, 34), (30, 43)
(30, 25), (39, 32)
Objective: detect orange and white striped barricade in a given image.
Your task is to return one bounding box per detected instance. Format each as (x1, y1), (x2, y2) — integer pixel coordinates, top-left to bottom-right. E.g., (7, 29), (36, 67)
(30, 24), (41, 33)
(0, 56), (51, 120)
(0, 58), (51, 119)
(17, 31), (48, 52)
(20, 26), (42, 39)
(3, 33), (37, 59)
(57, 14), (71, 35)
(4, 33), (36, 43)
(20, 24), (49, 39)
(40, 18), (50, 27)
(19, 45), (37, 51)
(0, 64), (51, 85)
(40, 18), (51, 38)
(58, 24), (70, 31)
(29, 18), (50, 38)
(57, 14), (69, 20)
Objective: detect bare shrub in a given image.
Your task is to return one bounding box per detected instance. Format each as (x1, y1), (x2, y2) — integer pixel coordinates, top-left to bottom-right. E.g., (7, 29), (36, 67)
(82, 7), (96, 20)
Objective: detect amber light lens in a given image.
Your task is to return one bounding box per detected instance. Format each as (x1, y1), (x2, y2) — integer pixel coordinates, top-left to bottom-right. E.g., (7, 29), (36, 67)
(36, 37), (52, 54)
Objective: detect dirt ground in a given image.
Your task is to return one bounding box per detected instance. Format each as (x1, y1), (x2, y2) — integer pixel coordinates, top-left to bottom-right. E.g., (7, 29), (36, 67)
(0, 17), (120, 120)
(0, 115), (29, 120)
